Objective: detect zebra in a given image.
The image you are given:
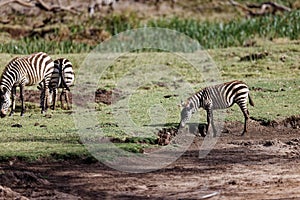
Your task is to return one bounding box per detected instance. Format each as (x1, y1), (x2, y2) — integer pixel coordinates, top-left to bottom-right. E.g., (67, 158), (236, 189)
(38, 58), (75, 110)
(179, 80), (254, 136)
(134, 0), (176, 10)
(88, 0), (119, 16)
(154, 0), (176, 10)
(0, 52), (54, 117)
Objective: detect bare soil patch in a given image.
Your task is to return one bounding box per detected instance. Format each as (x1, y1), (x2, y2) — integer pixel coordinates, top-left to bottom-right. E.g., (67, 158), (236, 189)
(95, 88), (122, 105)
(1, 116), (300, 199)
(18, 88), (121, 108)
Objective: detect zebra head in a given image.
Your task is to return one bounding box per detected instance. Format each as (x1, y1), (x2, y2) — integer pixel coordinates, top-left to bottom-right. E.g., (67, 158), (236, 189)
(0, 86), (11, 118)
(179, 100), (195, 128)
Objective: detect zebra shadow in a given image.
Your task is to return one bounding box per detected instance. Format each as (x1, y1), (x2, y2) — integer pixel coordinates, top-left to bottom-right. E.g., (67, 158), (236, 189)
(180, 123), (207, 137)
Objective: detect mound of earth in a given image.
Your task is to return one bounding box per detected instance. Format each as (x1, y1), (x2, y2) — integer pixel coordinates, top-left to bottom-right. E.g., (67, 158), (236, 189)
(157, 127), (178, 145)
(0, 185), (28, 200)
(0, 170), (81, 199)
(95, 88), (122, 105)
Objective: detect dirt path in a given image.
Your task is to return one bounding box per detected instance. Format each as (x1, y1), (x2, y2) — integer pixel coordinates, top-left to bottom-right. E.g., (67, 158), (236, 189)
(1, 120), (300, 200)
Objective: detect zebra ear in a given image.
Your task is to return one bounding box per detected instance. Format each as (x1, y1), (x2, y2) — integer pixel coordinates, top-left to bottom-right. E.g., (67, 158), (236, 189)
(178, 100), (185, 108)
(185, 101), (194, 109)
(0, 86), (7, 95)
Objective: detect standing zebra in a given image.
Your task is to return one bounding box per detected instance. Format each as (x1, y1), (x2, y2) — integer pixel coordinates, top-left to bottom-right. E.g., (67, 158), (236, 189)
(38, 58), (75, 110)
(88, 0), (119, 16)
(179, 80), (254, 136)
(0, 52), (54, 117)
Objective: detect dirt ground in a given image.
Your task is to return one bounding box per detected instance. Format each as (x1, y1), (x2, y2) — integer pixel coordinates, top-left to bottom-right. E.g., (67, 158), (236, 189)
(1, 105), (300, 199)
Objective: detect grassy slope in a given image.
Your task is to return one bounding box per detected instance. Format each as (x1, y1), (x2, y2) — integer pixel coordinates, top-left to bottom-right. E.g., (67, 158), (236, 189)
(0, 40), (299, 160)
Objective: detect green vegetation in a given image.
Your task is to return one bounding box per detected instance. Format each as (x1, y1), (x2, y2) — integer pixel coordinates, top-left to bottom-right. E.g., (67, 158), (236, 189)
(0, 0), (299, 161)
(0, 37), (92, 55)
(148, 11), (300, 48)
(1, 39), (299, 161)
(0, 10), (300, 54)
(0, 108), (85, 161)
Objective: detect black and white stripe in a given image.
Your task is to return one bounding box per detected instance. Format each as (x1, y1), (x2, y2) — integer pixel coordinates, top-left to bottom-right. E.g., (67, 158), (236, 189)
(88, 0), (119, 16)
(0, 52), (54, 117)
(39, 58), (75, 110)
(51, 58), (75, 110)
(179, 80), (254, 136)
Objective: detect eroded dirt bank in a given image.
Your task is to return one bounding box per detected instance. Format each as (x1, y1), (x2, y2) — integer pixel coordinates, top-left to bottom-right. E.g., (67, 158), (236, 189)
(1, 118), (300, 200)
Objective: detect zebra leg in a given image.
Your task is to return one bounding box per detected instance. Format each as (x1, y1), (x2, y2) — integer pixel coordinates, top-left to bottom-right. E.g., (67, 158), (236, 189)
(20, 85), (25, 116)
(206, 109), (217, 137)
(64, 89), (71, 110)
(9, 86), (17, 116)
(45, 86), (50, 112)
(51, 88), (57, 110)
(60, 89), (64, 109)
(41, 84), (50, 114)
(206, 109), (211, 136)
(242, 110), (250, 136)
(210, 111), (218, 137)
(238, 104), (250, 136)
(40, 87), (45, 113)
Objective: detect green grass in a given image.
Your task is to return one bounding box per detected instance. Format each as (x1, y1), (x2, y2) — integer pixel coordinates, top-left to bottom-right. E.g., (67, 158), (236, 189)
(147, 11), (300, 49)
(0, 108), (85, 161)
(0, 40), (299, 161)
(0, 10), (300, 54)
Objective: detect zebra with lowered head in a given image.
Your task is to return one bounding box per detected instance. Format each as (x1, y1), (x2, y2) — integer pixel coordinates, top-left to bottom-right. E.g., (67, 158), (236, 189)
(179, 80), (254, 136)
(0, 52), (54, 117)
(39, 58), (75, 110)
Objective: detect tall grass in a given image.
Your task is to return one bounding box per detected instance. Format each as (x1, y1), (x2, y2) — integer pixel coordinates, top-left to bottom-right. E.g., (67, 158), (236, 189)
(0, 37), (92, 54)
(147, 10), (300, 48)
(0, 10), (299, 54)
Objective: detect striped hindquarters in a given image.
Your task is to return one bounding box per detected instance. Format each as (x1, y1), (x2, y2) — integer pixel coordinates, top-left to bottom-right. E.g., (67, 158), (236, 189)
(50, 58), (75, 90)
(205, 80), (250, 110)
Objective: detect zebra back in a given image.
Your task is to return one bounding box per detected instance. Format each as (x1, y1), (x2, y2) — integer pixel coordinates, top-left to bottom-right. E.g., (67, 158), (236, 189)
(188, 80), (251, 110)
(0, 52), (54, 91)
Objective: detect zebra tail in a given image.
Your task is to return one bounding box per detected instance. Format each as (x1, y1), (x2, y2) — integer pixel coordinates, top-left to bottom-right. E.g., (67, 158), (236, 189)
(248, 93), (254, 107)
(60, 68), (71, 91)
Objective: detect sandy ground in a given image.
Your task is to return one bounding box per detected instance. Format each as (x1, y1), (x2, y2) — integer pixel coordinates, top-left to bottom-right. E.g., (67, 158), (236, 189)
(1, 117), (300, 200)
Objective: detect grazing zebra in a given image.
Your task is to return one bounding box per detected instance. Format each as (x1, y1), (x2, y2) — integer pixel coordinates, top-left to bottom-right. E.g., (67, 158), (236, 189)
(134, 0), (176, 9)
(154, 0), (176, 9)
(179, 80), (254, 136)
(88, 0), (119, 16)
(0, 52), (54, 117)
(38, 58), (75, 110)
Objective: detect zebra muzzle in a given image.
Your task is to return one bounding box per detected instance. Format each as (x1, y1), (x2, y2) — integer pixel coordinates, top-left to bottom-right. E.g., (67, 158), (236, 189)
(0, 109), (7, 118)
(179, 121), (186, 128)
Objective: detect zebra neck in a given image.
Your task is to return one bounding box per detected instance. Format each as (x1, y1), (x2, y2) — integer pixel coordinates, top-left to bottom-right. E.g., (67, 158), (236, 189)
(0, 66), (21, 92)
(189, 91), (204, 110)
(0, 78), (14, 93)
